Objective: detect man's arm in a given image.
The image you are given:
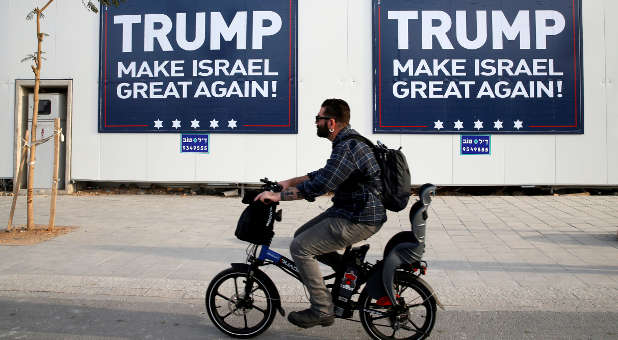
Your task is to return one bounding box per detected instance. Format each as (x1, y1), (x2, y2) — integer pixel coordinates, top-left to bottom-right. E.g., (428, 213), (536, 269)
(254, 186), (304, 203)
(296, 144), (356, 198)
(279, 176), (309, 190)
(254, 176), (310, 204)
(280, 187), (304, 201)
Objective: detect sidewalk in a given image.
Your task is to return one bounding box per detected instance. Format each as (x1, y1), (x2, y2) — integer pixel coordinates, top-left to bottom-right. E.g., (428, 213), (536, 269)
(0, 194), (617, 313)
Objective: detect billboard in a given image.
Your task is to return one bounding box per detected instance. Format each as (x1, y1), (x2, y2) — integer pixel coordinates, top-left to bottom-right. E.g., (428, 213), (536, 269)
(373, 0), (583, 133)
(99, 0), (297, 133)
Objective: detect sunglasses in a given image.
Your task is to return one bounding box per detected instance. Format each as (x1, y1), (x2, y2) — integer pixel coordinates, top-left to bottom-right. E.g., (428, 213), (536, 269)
(315, 115), (334, 123)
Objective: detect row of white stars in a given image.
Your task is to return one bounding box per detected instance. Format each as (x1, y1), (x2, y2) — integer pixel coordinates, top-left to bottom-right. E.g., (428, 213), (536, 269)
(153, 118), (237, 130)
(434, 119), (524, 131)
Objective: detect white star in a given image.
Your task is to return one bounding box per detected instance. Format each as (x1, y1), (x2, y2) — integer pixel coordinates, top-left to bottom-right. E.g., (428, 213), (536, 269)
(190, 119), (200, 129)
(433, 120), (444, 130)
(209, 119), (219, 129)
(228, 119), (237, 129)
(514, 120), (524, 130)
(172, 119), (181, 129)
(494, 120), (503, 130)
(154, 119), (163, 130)
(474, 120), (483, 130)
(454, 120), (464, 130)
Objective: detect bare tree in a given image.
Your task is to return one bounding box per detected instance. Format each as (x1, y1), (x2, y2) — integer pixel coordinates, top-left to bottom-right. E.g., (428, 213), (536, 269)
(23, 0), (125, 230)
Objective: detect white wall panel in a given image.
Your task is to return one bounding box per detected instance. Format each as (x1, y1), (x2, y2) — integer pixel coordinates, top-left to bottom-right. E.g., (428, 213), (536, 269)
(70, 78), (101, 180)
(0, 1), (10, 84)
(100, 134), (147, 180)
(37, 1), (59, 78)
(556, 0), (607, 185)
(1, 1), (18, 180)
(195, 135), (244, 182)
(8, 1), (56, 81)
(67, 6), (101, 181)
(54, 2), (100, 78)
(296, 0), (349, 177)
(346, 0), (373, 138)
(146, 134), (195, 181)
(453, 135), (506, 185)
(402, 136), (453, 185)
(241, 135), (297, 182)
(0, 1), (10, 178)
(606, 0), (618, 184)
(6, 1), (34, 81)
(0, 82), (11, 178)
(504, 136), (556, 185)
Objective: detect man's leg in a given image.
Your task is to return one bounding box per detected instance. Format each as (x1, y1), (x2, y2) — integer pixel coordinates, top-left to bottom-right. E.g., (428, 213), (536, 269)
(293, 211), (330, 239)
(288, 217), (379, 327)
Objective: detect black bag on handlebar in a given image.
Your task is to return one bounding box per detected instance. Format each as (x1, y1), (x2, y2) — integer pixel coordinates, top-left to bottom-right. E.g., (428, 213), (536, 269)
(235, 190), (276, 245)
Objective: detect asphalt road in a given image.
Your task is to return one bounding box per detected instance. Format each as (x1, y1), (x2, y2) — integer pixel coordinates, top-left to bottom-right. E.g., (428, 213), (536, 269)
(0, 295), (616, 340)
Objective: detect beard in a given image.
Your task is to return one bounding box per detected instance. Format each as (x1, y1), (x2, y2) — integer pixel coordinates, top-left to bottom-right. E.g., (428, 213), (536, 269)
(316, 124), (330, 138)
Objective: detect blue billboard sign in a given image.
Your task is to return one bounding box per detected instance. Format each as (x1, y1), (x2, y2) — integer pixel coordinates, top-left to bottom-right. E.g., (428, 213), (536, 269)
(373, 0), (583, 134)
(181, 134), (209, 153)
(99, 0), (297, 133)
(461, 135), (491, 155)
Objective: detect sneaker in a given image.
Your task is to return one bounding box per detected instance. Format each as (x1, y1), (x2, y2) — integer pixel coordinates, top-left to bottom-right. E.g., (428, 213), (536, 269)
(287, 309), (335, 328)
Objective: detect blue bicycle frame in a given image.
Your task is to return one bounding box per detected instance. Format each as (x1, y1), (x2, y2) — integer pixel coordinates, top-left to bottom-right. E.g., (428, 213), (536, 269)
(256, 245), (303, 281)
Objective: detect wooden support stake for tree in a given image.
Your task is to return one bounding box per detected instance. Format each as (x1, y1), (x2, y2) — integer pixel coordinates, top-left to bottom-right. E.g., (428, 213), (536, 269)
(48, 118), (60, 232)
(7, 131), (30, 232)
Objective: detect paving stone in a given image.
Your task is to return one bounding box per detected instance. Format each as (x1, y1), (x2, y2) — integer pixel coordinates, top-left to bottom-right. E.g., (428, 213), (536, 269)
(0, 194), (616, 312)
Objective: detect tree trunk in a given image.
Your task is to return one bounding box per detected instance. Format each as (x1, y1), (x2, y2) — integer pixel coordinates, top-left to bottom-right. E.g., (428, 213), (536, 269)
(26, 9), (43, 231)
(26, 0), (54, 231)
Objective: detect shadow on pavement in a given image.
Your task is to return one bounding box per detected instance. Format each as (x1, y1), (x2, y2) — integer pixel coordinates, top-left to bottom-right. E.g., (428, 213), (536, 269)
(0, 298), (333, 340)
(430, 260), (618, 275)
(521, 232), (618, 247)
(94, 244), (618, 276)
(1, 298), (617, 339)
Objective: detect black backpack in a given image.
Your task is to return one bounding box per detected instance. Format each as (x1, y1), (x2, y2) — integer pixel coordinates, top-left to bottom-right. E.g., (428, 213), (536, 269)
(341, 135), (411, 212)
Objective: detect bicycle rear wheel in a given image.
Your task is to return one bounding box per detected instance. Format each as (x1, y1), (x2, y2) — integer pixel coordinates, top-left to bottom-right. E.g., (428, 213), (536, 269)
(359, 271), (437, 340)
(206, 267), (277, 338)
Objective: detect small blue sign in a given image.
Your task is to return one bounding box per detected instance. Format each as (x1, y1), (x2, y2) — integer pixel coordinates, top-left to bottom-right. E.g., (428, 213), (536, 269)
(181, 134), (209, 153)
(461, 135), (491, 155)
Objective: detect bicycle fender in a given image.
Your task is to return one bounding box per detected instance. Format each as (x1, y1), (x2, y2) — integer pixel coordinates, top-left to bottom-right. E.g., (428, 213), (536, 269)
(413, 276), (446, 311)
(231, 263), (286, 316)
(365, 261), (445, 311)
(365, 261), (387, 299)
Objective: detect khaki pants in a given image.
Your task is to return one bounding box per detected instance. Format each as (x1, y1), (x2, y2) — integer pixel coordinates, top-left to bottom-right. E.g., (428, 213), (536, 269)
(290, 211), (381, 315)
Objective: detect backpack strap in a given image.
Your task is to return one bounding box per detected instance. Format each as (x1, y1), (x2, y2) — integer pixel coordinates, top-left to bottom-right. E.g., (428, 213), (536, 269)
(338, 134), (376, 150)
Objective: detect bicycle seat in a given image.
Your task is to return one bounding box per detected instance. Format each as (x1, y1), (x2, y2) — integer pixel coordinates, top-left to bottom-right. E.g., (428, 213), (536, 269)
(317, 244), (370, 270)
(316, 252), (342, 269)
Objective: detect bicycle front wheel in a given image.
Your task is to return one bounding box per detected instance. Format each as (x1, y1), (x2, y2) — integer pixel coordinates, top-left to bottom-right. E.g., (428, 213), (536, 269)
(359, 271), (437, 340)
(205, 267), (277, 338)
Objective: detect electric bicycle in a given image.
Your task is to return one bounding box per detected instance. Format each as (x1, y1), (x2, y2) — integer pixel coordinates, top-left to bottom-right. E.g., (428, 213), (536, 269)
(205, 178), (442, 339)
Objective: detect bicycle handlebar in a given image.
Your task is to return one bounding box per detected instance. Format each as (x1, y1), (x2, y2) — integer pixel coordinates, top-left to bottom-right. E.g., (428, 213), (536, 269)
(260, 178), (283, 193)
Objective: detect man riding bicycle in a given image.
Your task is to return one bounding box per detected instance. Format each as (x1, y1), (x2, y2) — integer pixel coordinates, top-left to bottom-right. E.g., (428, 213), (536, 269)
(255, 98), (386, 328)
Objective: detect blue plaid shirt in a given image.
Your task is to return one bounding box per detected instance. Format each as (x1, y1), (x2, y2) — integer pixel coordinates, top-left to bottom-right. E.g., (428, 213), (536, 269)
(296, 127), (386, 226)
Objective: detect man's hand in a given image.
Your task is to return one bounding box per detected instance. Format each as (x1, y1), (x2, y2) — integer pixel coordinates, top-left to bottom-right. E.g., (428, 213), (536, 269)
(254, 191), (281, 204)
(278, 179), (292, 191)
